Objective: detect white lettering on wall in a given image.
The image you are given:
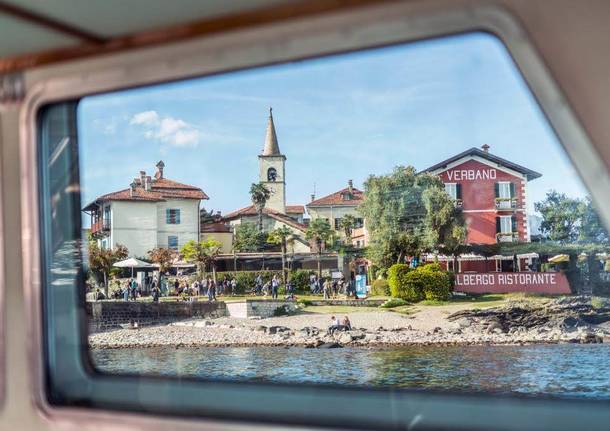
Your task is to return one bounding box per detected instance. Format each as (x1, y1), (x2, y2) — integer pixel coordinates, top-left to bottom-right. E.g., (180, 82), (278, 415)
(446, 169), (497, 182)
(456, 272), (560, 286)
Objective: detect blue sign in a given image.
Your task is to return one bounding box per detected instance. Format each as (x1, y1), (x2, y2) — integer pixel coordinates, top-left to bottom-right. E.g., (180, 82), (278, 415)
(355, 274), (367, 298)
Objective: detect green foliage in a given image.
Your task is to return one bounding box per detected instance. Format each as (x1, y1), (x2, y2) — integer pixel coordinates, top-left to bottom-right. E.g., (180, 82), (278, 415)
(180, 238), (222, 273)
(535, 190), (584, 243)
(233, 223), (266, 252)
(419, 264), (453, 301)
(359, 166), (466, 268)
(339, 214), (357, 240)
(387, 264), (413, 299)
(387, 263), (452, 302)
(380, 298), (408, 308)
(267, 226), (293, 249)
(289, 269), (313, 291)
(250, 182), (271, 232)
(371, 278), (390, 296)
(306, 218), (334, 248)
(273, 305), (292, 316)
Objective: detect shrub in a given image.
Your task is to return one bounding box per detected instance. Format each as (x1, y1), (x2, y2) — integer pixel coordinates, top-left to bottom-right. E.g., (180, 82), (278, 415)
(273, 305), (291, 316)
(388, 263), (419, 301)
(419, 264), (453, 301)
(380, 298), (408, 308)
(289, 269), (313, 292)
(371, 278), (390, 296)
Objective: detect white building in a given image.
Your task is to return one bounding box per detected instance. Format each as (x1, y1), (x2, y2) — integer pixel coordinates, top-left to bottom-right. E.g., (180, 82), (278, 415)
(83, 161), (208, 258)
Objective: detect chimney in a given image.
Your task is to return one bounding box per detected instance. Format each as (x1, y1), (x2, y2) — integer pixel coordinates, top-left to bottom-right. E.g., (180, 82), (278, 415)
(144, 176), (152, 191)
(139, 170), (146, 185)
(482, 144), (490, 153)
(214, 211), (222, 221)
(310, 194), (316, 202)
(155, 160), (165, 179)
(129, 181), (136, 197)
(348, 179), (353, 193)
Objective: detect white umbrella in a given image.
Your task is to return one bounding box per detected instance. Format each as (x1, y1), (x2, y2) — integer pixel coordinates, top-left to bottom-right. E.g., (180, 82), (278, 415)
(113, 257), (155, 277)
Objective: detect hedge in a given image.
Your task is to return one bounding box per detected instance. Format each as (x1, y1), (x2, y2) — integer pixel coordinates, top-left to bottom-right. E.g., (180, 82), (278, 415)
(388, 263), (453, 302)
(289, 269), (314, 292)
(198, 270), (284, 294)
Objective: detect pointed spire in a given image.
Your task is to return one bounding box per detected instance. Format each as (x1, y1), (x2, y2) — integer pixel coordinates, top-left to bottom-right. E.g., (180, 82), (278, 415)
(262, 107), (281, 156)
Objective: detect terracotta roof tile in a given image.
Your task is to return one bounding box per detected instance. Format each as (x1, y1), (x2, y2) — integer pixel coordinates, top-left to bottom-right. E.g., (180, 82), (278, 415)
(201, 222), (232, 233)
(307, 187), (363, 207)
(223, 205), (307, 232)
(224, 204), (303, 219)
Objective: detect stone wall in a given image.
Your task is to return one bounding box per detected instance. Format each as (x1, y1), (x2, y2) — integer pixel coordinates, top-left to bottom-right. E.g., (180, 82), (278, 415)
(87, 301), (227, 332)
(226, 300), (297, 318)
(306, 300), (385, 307)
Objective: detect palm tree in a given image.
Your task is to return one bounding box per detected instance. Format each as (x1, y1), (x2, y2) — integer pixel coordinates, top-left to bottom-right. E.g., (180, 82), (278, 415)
(268, 226), (293, 284)
(305, 218), (334, 278)
(339, 214), (357, 243)
(249, 182), (271, 233)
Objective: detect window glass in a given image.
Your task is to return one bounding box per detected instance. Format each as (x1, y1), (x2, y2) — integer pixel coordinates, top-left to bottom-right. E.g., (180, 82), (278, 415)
(38, 31), (610, 429)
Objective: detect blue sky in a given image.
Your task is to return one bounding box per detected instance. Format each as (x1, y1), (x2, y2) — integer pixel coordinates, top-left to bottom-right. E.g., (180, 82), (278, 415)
(78, 32), (587, 220)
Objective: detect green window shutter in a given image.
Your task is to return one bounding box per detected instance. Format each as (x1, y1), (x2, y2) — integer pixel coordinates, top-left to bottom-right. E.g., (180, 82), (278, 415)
(176, 209), (181, 224)
(166, 209), (170, 224)
(456, 184), (462, 200)
(494, 182), (499, 198)
(496, 217), (501, 233)
(511, 215), (517, 232)
(509, 182), (516, 198)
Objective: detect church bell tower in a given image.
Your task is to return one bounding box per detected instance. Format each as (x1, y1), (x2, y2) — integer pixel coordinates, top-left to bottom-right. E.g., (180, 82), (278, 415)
(258, 108), (286, 213)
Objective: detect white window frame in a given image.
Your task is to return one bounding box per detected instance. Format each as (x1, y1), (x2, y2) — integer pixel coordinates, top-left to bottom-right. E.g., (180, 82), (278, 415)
(18, 3), (610, 431)
(445, 182), (457, 199)
(500, 215), (513, 234)
(498, 181), (512, 199)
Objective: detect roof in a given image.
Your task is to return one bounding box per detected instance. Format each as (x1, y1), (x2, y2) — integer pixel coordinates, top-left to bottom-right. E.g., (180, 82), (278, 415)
(224, 204), (304, 218)
(261, 108), (282, 156)
(422, 147), (542, 181)
(223, 205), (308, 232)
(307, 187), (363, 207)
(82, 170), (208, 212)
(201, 221), (232, 233)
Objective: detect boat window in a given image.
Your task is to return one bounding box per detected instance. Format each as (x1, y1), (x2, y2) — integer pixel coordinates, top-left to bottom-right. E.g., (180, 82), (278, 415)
(38, 31), (610, 429)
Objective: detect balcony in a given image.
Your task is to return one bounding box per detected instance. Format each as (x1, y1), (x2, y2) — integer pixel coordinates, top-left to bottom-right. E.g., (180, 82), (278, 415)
(496, 232), (519, 243)
(91, 218), (111, 237)
(495, 198), (518, 210)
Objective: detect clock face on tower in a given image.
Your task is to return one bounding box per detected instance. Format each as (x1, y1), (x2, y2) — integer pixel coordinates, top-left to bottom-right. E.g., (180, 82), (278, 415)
(267, 167), (277, 182)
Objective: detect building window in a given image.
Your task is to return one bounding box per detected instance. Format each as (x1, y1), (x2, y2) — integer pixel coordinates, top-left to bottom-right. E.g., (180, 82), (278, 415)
(445, 183), (457, 199)
(498, 182), (512, 199)
(267, 167), (277, 181)
(334, 218), (342, 230)
(499, 216), (513, 233)
(168, 235), (179, 249)
(166, 208), (181, 224)
(355, 217), (364, 228)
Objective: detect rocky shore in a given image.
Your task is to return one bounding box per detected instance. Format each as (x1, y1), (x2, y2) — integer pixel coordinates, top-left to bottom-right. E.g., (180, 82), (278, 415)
(89, 297), (610, 349)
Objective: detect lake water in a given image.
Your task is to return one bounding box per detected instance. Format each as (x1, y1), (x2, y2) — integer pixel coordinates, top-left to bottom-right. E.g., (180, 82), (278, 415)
(92, 344), (610, 399)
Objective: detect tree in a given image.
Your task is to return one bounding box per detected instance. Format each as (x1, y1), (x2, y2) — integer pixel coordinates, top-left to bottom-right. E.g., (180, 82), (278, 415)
(305, 218), (334, 278)
(249, 182), (271, 233)
(579, 197), (609, 244)
(422, 185), (467, 270)
(358, 166), (445, 268)
(181, 239), (222, 282)
(88, 242), (128, 297)
(233, 223), (265, 252)
(534, 191), (583, 243)
(339, 214), (357, 243)
(148, 247), (177, 274)
(267, 226), (293, 284)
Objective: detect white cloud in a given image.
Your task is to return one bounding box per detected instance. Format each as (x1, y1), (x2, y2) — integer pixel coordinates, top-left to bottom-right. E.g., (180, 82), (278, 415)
(130, 110), (200, 147)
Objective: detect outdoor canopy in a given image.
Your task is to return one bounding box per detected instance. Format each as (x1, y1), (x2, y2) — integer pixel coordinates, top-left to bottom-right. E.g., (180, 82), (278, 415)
(113, 257), (156, 277)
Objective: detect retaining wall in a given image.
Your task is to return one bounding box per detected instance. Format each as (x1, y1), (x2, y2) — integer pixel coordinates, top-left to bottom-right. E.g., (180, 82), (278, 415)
(305, 300), (385, 307)
(225, 300), (297, 318)
(86, 301), (227, 332)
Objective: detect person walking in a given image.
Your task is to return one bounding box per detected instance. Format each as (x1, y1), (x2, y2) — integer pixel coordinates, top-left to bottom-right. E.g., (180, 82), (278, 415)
(130, 278), (138, 301)
(271, 275), (279, 299)
(255, 274), (263, 295)
(323, 278), (330, 299)
(123, 280), (130, 301)
(231, 277), (237, 296)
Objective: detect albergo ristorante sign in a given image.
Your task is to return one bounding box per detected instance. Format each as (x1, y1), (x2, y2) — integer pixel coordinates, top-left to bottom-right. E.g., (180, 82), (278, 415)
(455, 272), (571, 294)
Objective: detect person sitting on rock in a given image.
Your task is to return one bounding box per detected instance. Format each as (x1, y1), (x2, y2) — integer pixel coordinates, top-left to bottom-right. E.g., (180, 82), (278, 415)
(341, 315), (352, 331)
(327, 315), (341, 335)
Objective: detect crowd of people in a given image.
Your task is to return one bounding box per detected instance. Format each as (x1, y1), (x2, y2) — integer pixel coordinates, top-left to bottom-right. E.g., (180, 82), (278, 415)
(92, 271), (360, 302)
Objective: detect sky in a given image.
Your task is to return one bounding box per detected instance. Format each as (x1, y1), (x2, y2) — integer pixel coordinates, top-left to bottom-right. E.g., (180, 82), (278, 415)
(78, 32), (588, 221)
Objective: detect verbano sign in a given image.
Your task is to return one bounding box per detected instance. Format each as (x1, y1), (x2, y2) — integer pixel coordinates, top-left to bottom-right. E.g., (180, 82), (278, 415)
(447, 168), (496, 181)
(454, 272), (571, 294)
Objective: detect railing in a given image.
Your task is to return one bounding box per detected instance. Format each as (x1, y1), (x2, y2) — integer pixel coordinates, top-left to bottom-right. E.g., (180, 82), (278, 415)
(91, 219), (111, 235)
(496, 232), (519, 242)
(495, 198), (518, 210)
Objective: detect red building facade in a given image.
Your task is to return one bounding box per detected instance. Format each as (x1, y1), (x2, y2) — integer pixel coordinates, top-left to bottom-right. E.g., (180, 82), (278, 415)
(424, 146), (541, 245)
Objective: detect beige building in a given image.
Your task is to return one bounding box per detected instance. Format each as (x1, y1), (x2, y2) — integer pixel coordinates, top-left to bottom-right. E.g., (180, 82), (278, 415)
(306, 180), (364, 241)
(83, 161), (208, 258)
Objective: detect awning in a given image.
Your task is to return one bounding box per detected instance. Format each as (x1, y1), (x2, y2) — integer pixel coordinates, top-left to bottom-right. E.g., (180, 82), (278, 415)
(548, 254), (570, 263)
